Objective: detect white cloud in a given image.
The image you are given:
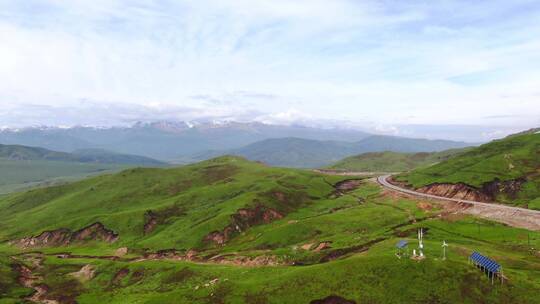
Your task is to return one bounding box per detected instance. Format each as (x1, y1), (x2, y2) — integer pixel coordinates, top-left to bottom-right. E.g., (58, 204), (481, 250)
(0, 0), (539, 135)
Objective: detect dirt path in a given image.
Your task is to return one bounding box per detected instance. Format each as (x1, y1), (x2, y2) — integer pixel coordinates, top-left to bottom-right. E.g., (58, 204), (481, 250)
(377, 175), (540, 231)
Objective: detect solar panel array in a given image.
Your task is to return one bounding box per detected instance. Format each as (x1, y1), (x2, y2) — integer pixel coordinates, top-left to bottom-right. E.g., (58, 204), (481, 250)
(470, 251), (500, 273)
(396, 240), (408, 248)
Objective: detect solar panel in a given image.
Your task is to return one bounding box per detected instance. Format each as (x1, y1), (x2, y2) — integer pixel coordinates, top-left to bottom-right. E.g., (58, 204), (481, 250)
(396, 240), (408, 248)
(470, 251), (500, 273)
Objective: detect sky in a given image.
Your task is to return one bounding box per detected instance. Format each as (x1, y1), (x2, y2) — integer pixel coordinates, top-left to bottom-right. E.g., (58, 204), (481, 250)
(1, 0), (539, 141)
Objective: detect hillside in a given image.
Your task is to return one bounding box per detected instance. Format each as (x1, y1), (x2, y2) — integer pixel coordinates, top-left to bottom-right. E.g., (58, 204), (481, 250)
(0, 156), (539, 303)
(191, 136), (473, 168)
(395, 129), (540, 209)
(329, 149), (468, 172)
(0, 156), (343, 250)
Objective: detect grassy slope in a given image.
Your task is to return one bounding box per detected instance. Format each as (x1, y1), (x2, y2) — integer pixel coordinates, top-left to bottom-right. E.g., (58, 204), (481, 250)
(396, 131), (540, 207)
(329, 149), (467, 172)
(0, 156), (539, 303)
(0, 156), (348, 252)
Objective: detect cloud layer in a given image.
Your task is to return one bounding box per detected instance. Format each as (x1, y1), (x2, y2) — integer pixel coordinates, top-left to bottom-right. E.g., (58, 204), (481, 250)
(1, 0), (539, 134)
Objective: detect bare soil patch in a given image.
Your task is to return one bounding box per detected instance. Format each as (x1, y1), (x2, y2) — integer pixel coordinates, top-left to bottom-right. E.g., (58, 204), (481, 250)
(310, 295), (356, 304)
(12, 222), (118, 249)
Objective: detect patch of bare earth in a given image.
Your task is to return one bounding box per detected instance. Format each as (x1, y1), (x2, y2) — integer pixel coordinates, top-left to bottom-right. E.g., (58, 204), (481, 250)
(333, 179), (363, 196)
(11, 222), (118, 249)
(416, 201), (433, 211)
(416, 183), (491, 202)
(208, 255), (281, 266)
(204, 205), (283, 246)
(143, 205), (185, 235)
(111, 268), (130, 286)
(12, 254), (60, 304)
(300, 241), (332, 252)
(310, 295), (356, 304)
(69, 265), (95, 282)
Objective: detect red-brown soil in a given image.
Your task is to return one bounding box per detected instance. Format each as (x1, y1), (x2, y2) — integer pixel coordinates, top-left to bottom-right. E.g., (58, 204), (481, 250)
(12, 222), (118, 249)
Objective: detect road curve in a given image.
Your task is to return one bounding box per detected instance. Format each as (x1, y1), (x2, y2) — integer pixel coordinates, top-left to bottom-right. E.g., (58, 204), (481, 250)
(377, 175), (540, 215)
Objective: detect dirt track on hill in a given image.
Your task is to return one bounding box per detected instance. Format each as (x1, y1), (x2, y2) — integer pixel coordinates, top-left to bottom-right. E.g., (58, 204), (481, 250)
(377, 175), (540, 231)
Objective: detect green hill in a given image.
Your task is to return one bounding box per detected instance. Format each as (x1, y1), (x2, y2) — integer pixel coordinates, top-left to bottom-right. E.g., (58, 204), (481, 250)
(0, 156), (539, 303)
(329, 149), (468, 172)
(0, 156), (342, 250)
(396, 129), (540, 209)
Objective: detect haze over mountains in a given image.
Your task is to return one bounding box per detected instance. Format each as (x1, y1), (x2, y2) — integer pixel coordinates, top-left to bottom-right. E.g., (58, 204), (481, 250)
(0, 121), (473, 167)
(192, 136), (472, 168)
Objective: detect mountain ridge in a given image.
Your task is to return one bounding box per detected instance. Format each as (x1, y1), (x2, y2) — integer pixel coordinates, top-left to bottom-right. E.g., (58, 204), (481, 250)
(190, 135), (474, 168)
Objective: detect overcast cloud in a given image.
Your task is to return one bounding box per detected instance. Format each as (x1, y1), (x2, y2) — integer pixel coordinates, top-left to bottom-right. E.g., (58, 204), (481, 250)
(0, 0), (539, 140)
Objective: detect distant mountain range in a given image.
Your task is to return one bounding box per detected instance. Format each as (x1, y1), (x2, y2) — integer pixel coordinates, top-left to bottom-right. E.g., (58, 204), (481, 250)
(0, 121), (371, 160)
(191, 136), (474, 168)
(0, 121), (475, 166)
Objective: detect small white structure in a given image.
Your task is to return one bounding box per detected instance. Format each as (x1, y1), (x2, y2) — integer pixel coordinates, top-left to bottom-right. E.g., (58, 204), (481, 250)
(411, 228), (426, 260)
(418, 228), (424, 257)
(441, 240), (448, 260)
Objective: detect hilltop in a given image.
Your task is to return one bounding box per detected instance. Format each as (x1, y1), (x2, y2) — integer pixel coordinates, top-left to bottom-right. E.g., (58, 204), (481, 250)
(395, 129), (540, 209)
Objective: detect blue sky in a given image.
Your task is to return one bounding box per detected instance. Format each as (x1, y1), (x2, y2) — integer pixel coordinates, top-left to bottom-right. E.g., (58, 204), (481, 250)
(0, 0), (539, 140)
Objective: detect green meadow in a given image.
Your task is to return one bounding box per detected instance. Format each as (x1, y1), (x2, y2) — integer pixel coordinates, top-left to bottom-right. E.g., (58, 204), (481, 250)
(0, 156), (538, 303)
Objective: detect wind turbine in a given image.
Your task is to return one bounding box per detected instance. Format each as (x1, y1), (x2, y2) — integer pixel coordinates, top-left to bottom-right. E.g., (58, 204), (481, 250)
(441, 240), (448, 260)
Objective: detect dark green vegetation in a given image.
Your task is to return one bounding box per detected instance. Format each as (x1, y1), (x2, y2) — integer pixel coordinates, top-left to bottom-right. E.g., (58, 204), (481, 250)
(192, 136), (472, 168)
(0, 156), (539, 303)
(397, 129), (540, 209)
(0, 144), (164, 194)
(329, 149), (468, 172)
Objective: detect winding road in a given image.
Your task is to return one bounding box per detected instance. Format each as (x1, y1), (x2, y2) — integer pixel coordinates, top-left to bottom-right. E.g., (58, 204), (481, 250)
(377, 174), (540, 231)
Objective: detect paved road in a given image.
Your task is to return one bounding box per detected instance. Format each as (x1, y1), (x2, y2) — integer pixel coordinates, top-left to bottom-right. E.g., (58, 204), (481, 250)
(377, 174), (540, 215)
